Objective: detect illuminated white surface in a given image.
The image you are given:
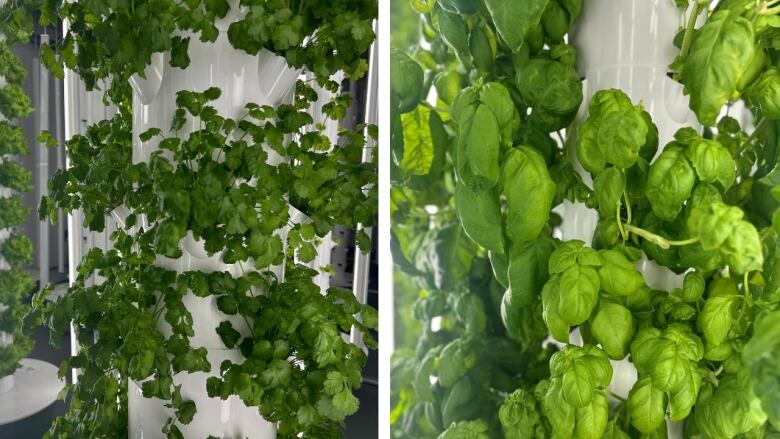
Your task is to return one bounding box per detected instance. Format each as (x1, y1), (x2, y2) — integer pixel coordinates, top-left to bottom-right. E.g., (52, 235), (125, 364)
(0, 359), (64, 425)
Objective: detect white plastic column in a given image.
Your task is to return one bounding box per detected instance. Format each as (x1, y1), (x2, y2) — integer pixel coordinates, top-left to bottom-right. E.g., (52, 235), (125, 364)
(566, 1), (701, 437)
(36, 34), (50, 287)
(126, 2), (299, 437)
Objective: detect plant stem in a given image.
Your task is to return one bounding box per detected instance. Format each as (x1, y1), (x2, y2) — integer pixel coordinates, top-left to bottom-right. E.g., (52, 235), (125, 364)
(679, 2), (704, 63)
(616, 204), (627, 241)
(623, 224), (700, 249)
(738, 117), (767, 153)
(607, 390), (627, 402)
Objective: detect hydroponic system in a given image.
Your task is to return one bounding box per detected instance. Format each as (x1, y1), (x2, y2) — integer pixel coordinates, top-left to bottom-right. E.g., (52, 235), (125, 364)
(391, 0), (780, 438)
(0, 0), (379, 438)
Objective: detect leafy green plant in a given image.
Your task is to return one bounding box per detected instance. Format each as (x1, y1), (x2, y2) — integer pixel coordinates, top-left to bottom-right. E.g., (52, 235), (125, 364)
(7, 0), (379, 436)
(0, 26), (35, 379)
(392, 1), (780, 438)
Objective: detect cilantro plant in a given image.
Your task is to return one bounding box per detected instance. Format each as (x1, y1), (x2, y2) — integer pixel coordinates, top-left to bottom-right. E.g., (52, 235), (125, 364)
(0, 25), (35, 379)
(0, 0), (378, 438)
(392, 1), (780, 438)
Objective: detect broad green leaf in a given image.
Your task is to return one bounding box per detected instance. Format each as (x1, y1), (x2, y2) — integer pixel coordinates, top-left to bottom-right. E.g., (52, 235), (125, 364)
(503, 146), (556, 242)
(573, 391), (608, 439)
(499, 389), (543, 439)
(593, 167), (625, 217)
(438, 339), (476, 387)
(561, 362), (594, 408)
(548, 240), (602, 274)
(437, 419), (491, 439)
(541, 276), (571, 342)
(455, 183), (504, 253)
(697, 296), (734, 347)
(601, 420), (631, 439)
(390, 49), (424, 113)
(516, 59), (582, 116)
(576, 120), (605, 174)
(687, 138), (736, 189)
(745, 67), (780, 119)
(400, 105), (435, 175)
(437, 8), (471, 65)
(506, 234), (555, 308)
(455, 101), (500, 192)
(628, 376), (666, 434)
(646, 146), (696, 221)
(682, 271), (705, 302)
(694, 371), (767, 439)
(556, 265), (600, 325)
(483, 0), (550, 51)
(541, 379), (576, 438)
(597, 109), (647, 169)
(669, 367), (702, 420)
(598, 249), (644, 296)
(591, 302), (634, 360)
(682, 10), (755, 126)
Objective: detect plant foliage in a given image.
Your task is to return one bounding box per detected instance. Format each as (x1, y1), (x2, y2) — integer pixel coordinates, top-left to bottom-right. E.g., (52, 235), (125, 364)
(391, 1), (780, 438)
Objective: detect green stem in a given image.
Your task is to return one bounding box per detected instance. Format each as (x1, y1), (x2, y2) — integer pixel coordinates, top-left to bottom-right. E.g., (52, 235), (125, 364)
(624, 192), (632, 225)
(679, 2), (704, 63)
(623, 224), (700, 249)
(607, 390), (627, 403)
(616, 204), (627, 241)
(738, 117), (767, 153)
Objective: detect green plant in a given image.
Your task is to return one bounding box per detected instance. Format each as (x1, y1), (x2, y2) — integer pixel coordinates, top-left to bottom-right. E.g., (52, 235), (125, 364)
(0, 25), (35, 379)
(4, 0), (375, 97)
(391, 1), (780, 438)
(36, 84), (377, 438)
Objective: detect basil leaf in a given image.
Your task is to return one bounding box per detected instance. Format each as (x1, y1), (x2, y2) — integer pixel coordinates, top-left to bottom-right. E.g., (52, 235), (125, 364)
(483, 0), (550, 51)
(682, 10), (755, 126)
(597, 249), (644, 296)
(628, 375), (666, 434)
(646, 146), (696, 221)
(593, 167), (625, 217)
(687, 138), (736, 189)
(455, 183), (505, 253)
(591, 302), (635, 360)
(556, 265), (600, 325)
(503, 146), (556, 242)
(697, 296), (734, 347)
(400, 105), (436, 175)
(573, 391), (608, 439)
(390, 49), (424, 114)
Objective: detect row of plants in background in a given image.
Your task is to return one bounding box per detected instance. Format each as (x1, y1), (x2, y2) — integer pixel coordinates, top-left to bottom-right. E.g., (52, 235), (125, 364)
(0, 20), (36, 380)
(391, 0), (780, 438)
(0, 0), (378, 438)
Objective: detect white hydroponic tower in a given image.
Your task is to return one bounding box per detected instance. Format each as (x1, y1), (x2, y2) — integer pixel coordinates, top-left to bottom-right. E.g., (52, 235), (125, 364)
(58, 1), (374, 437)
(560, 1), (703, 437)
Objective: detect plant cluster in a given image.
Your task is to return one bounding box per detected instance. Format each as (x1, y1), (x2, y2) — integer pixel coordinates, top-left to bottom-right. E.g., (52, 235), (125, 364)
(2, 0), (376, 96)
(391, 0), (780, 438)
(0, 22), (35, 379)
(1, 0), (380, 437)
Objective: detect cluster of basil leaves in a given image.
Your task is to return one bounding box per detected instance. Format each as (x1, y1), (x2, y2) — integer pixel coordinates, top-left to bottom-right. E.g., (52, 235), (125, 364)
(0, 1), (378, 438)
(0, 26), (35, 380)
(391, 0), (780, 438)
